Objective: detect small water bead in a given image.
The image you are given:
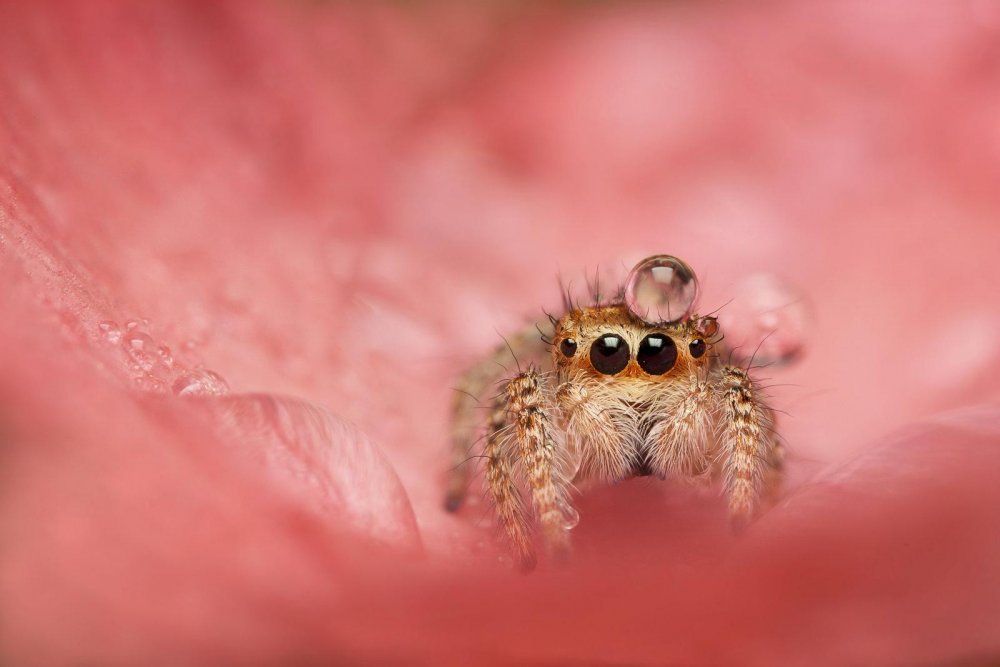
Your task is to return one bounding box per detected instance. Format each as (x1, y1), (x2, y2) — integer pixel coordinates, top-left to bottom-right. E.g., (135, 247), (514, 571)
(624, 255), (700, 325)
(172, 369), (230, 397)
(132, 374), (167, 393)
(721, 273), (808, 366)
(123, 331), (156, 371)
(98, 320), (122, 345)
(156, 344), (174, 369)
(558, 499), (580, 530)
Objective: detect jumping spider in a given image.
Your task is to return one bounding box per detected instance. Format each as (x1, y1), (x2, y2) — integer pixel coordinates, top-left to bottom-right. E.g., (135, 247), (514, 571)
(445, 255), (784, 570)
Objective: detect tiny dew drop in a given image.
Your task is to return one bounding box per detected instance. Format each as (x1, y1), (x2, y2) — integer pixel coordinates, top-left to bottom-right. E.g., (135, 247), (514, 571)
(157, 344), (174, 369)
(558, 499), (580, 530)
(133, 374), (167, 393)
(123, 331), (155, 371)
(98, 320), (122, 345)
(172, 369), (230, 397)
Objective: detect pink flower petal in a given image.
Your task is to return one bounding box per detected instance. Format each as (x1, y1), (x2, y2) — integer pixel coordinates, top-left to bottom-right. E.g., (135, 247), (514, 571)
(1, 1), (999, 664)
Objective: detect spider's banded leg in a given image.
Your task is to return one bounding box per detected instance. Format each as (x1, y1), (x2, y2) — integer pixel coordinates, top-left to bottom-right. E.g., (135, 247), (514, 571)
(445, 323), (551, 512)
(483, 389), (535, 569)
(716, 366), (779, 529)
(644, 373), (715, 480)
(761, 440), (785, 507)
(508, 369), (572, 559)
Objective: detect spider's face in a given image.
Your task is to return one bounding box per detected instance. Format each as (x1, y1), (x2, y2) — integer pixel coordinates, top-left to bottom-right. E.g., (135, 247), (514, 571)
(553, 304), (719, 386)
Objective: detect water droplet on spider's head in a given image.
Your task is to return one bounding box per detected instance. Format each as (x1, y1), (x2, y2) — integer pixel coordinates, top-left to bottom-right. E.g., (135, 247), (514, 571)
(98, 320), (122, 345)
(172, 369), (230, 397)
(624, 255), (699, 325)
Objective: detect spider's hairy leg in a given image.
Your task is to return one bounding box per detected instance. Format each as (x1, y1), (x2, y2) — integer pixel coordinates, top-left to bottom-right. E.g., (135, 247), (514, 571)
(483, 389), (535, 570)
(445, 322), (551, 512)
(508, 368), (573, 560)
(716, 365), (780, 529)
(645, 372), (716, 480)
(762, 439), (785, 506)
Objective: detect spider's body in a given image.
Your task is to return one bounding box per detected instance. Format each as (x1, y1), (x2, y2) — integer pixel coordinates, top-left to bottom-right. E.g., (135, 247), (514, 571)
(446, 256), (783, 569)
(552, 303), (720, 482)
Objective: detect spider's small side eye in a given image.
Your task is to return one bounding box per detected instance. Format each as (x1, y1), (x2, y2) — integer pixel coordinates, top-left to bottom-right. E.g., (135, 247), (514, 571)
(689, 339), (707, 358)
(590, 334), (630, 375)
(637, 334), (677, 375)
(560, 338), (578, 357)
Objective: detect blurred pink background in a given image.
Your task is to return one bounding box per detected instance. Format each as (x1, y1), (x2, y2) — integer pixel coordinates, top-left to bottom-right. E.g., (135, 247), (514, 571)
(1, 1), (999, 665)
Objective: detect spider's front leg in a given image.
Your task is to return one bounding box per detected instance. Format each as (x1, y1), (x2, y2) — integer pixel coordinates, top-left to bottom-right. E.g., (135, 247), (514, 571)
(506, 368), (573, 562)
(715, 365), (780, 529)
(446, 323), (550, 512)
(483, 391), (534, 570)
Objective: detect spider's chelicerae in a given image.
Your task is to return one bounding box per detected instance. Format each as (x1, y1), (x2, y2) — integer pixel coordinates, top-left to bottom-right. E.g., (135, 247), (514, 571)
(445, 255), (784, 570)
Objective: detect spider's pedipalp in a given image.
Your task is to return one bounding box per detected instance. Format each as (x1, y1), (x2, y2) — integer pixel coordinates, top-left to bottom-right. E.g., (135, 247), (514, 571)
(557, 377), (640, 483)
(644, 371), (717, 481)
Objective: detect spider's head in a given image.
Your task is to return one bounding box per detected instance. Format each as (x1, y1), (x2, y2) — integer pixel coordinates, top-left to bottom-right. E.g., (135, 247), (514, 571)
(553, 305), (718, 383)
(552, 255), (720, 385)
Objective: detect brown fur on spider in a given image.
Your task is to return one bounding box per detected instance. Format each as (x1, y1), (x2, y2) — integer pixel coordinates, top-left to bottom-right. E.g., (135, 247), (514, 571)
(445, 256), (784, 571)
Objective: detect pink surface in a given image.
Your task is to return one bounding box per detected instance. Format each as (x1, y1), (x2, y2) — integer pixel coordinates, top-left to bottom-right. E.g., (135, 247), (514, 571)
(1, 2), (999, 665)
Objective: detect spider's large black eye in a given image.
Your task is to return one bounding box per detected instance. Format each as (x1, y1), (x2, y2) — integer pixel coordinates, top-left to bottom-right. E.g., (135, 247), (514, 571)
(560, 338), (578, 357)
(589, 334), (630, 375)
(637, 334), (677, 375)
(689, 339), (706, 358)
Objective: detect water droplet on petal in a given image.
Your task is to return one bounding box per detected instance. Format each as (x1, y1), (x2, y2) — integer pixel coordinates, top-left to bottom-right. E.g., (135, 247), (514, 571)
(720, 273), (808, 367)
(124, 319), (140, 331)
(172, 369), (230, 397)
(156, 344), (174, 369)
(98, 320), (122, 345)
(123, 331), (155, 371)
(133, 374), (167, 393)
(558, 499), (580, 530)
(624, 255), (699, 324)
